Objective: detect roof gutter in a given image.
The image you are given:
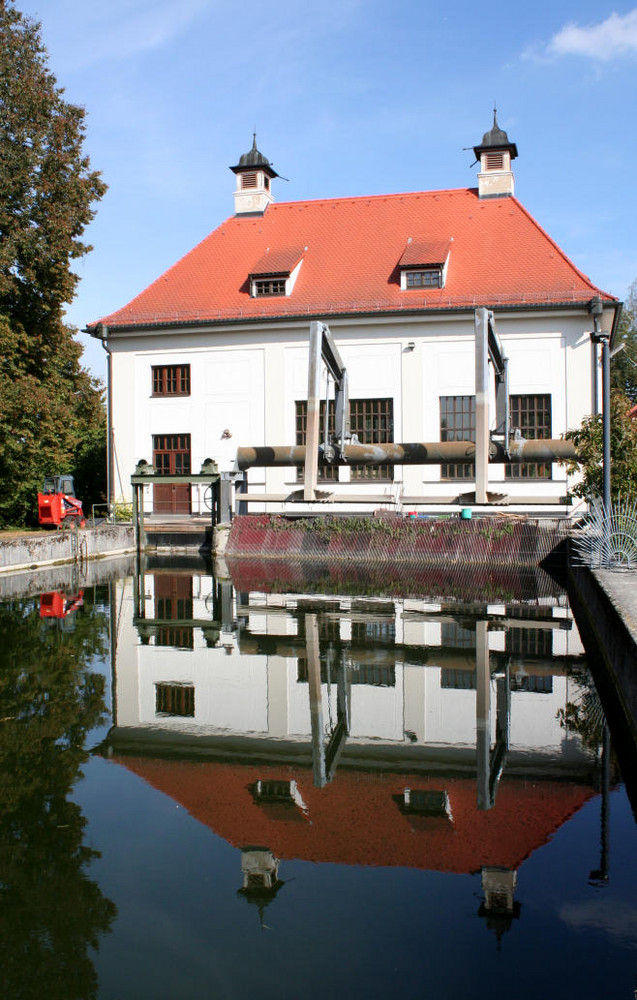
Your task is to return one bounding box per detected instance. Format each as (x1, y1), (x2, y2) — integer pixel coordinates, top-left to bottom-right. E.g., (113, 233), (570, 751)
(95, 298), (618, 336)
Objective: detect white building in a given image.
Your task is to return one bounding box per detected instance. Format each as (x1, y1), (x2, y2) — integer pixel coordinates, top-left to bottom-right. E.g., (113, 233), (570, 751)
(88, 117), (620, 515)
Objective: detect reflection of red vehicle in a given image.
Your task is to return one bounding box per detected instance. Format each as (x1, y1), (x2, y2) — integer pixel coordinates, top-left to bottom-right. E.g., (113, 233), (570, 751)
(38, 475), (85, 528)
(39, 591), (84, 619)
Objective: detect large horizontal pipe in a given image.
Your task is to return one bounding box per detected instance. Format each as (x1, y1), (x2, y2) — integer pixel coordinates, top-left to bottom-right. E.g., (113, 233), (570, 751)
(237, 439), (577, 470)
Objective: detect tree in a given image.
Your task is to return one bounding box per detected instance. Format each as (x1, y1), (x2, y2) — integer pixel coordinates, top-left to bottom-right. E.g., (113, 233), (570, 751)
(562, 390), (637, 502)
(0, 1), (107, 527)
(611, 279), (637, 404)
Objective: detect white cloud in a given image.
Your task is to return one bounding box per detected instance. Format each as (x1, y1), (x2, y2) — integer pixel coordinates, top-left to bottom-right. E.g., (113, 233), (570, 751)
(30, 0), (212, 71)
(547, 8), (637, 61)
(559, 898), (637, 946)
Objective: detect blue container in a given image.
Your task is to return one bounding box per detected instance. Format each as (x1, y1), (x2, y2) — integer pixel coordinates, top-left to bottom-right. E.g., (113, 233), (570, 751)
(460, 508), (472, 520)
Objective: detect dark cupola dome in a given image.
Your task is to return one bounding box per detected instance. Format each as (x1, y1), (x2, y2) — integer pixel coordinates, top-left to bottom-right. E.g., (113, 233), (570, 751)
(231, 134), (279, 178)
(473, 110), (518, 160)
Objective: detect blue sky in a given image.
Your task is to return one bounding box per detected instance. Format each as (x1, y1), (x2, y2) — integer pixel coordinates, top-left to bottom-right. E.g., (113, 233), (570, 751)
(16, 0), (637, 380)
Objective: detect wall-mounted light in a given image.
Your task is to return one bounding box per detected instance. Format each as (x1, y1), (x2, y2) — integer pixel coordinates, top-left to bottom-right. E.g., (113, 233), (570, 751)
(406, 342), (415, 352)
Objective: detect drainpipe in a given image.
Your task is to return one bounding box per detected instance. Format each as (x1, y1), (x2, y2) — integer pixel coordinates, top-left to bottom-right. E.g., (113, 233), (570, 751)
(590, 298), (611, 514)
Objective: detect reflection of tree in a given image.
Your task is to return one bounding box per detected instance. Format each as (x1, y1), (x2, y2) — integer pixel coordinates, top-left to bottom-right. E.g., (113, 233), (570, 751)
(0, 594), (116, 999)
(557, 666), (606, 753)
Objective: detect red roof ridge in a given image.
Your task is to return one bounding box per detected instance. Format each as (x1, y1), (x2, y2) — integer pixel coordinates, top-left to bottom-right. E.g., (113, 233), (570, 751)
(262, 186), (475, 212)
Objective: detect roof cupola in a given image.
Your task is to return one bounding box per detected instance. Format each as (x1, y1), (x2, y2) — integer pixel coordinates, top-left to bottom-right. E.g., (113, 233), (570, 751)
(473, 109), (517, 199)
(230, 134), (279, 215)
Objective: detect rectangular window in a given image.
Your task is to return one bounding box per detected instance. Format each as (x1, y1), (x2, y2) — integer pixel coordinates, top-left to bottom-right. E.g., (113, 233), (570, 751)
(349, 398), (393, 481)
(505, 627), (553, 657)
(506, 394), (552, 480)
(152, 434), (191, 475)
(295, 398), (394, 482)
(295, 400), (338, 481)
(440, 395), (475, 480)
(405, 269), (442, 288)
(152, 364), (190, 397)
(254, 278), (286, 296)
(155, 683), (195, 716)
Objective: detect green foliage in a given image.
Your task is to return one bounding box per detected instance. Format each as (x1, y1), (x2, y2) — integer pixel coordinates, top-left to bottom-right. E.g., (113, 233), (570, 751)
(0, 3), (107, 527)
(563, 390), (637, 502)
(611, 280), (637, 404)
(0, 590), (116, 997)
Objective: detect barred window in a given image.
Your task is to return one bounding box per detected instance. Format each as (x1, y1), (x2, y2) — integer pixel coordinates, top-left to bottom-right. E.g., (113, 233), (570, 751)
(505, 627), (553, 657)
(155, 683), (195, 716)
(295, 400), (338, 481)
(349, 398), (393, 481)
(506, 394), (552, 480)
(440, 395), (475, 480)
(295, 398), (394, 482)
(152, 364), (190, 397)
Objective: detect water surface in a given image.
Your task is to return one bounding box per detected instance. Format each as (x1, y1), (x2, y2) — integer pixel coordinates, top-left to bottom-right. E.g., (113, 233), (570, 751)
(1, 558), (635, 999)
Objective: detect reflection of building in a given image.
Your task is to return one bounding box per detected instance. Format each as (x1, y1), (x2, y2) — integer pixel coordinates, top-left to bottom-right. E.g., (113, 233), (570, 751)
(104, 564), (604, 946)
(116, 569), (590, 781)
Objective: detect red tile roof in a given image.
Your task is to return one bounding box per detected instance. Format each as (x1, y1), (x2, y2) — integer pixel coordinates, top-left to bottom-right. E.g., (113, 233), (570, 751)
(95, 187), (614, 330)
(112, 756), (595, 874)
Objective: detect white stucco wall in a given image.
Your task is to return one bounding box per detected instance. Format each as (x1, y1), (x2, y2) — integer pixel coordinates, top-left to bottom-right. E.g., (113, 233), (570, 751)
(107, 307), (596, 510)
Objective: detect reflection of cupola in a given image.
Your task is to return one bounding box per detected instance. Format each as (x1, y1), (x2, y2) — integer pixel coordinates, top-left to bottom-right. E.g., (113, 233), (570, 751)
(230, 134), (279, 215)
(473, 110), (518, 200)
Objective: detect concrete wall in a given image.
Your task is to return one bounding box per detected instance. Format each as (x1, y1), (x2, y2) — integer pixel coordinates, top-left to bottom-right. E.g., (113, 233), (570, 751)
(0, 525), (135, 576)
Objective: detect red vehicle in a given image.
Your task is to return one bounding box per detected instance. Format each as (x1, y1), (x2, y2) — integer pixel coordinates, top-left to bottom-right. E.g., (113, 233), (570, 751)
(39, 591), (84, 619)
(38, 475), (85, 528)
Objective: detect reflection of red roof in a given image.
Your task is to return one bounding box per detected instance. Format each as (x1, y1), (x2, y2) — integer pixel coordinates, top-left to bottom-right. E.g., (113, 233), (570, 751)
(112, 757), (595, 874)
(94, 189), (613, 329)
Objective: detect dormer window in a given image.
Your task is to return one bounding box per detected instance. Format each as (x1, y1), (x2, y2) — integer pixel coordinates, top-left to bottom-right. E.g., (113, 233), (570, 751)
(249, 246), (305, 298)
(254, 278), (286, 296)
(398, 239), (450, 291)
(405, 269), (442, 289)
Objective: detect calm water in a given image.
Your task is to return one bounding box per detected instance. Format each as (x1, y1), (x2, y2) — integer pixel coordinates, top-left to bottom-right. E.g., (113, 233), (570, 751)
(2, 556), (637, 1000)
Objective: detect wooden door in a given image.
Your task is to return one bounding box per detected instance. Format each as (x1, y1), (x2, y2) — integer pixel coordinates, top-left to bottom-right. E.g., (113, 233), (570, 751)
(152, 434), (192, 513)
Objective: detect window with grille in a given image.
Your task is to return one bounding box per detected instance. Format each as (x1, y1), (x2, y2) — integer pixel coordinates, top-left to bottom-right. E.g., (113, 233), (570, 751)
(441, 621), (476, 649)
(155, 683), (195, 716)
(440, 396), (475, 480)
(505, 627), (553, 657)
(152, 434), (191, 475)
(405, 269), (442, 288)
(510, 674), (553, 694)
(506, 394), (552, 480)
(295, 398), (394, 481)
(295, 400), (338, 481)
(441, 669), (476, 690)
(254, 278), (286, 296)
(350, 398), (393, 480)
(152, 364), (190, 397)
